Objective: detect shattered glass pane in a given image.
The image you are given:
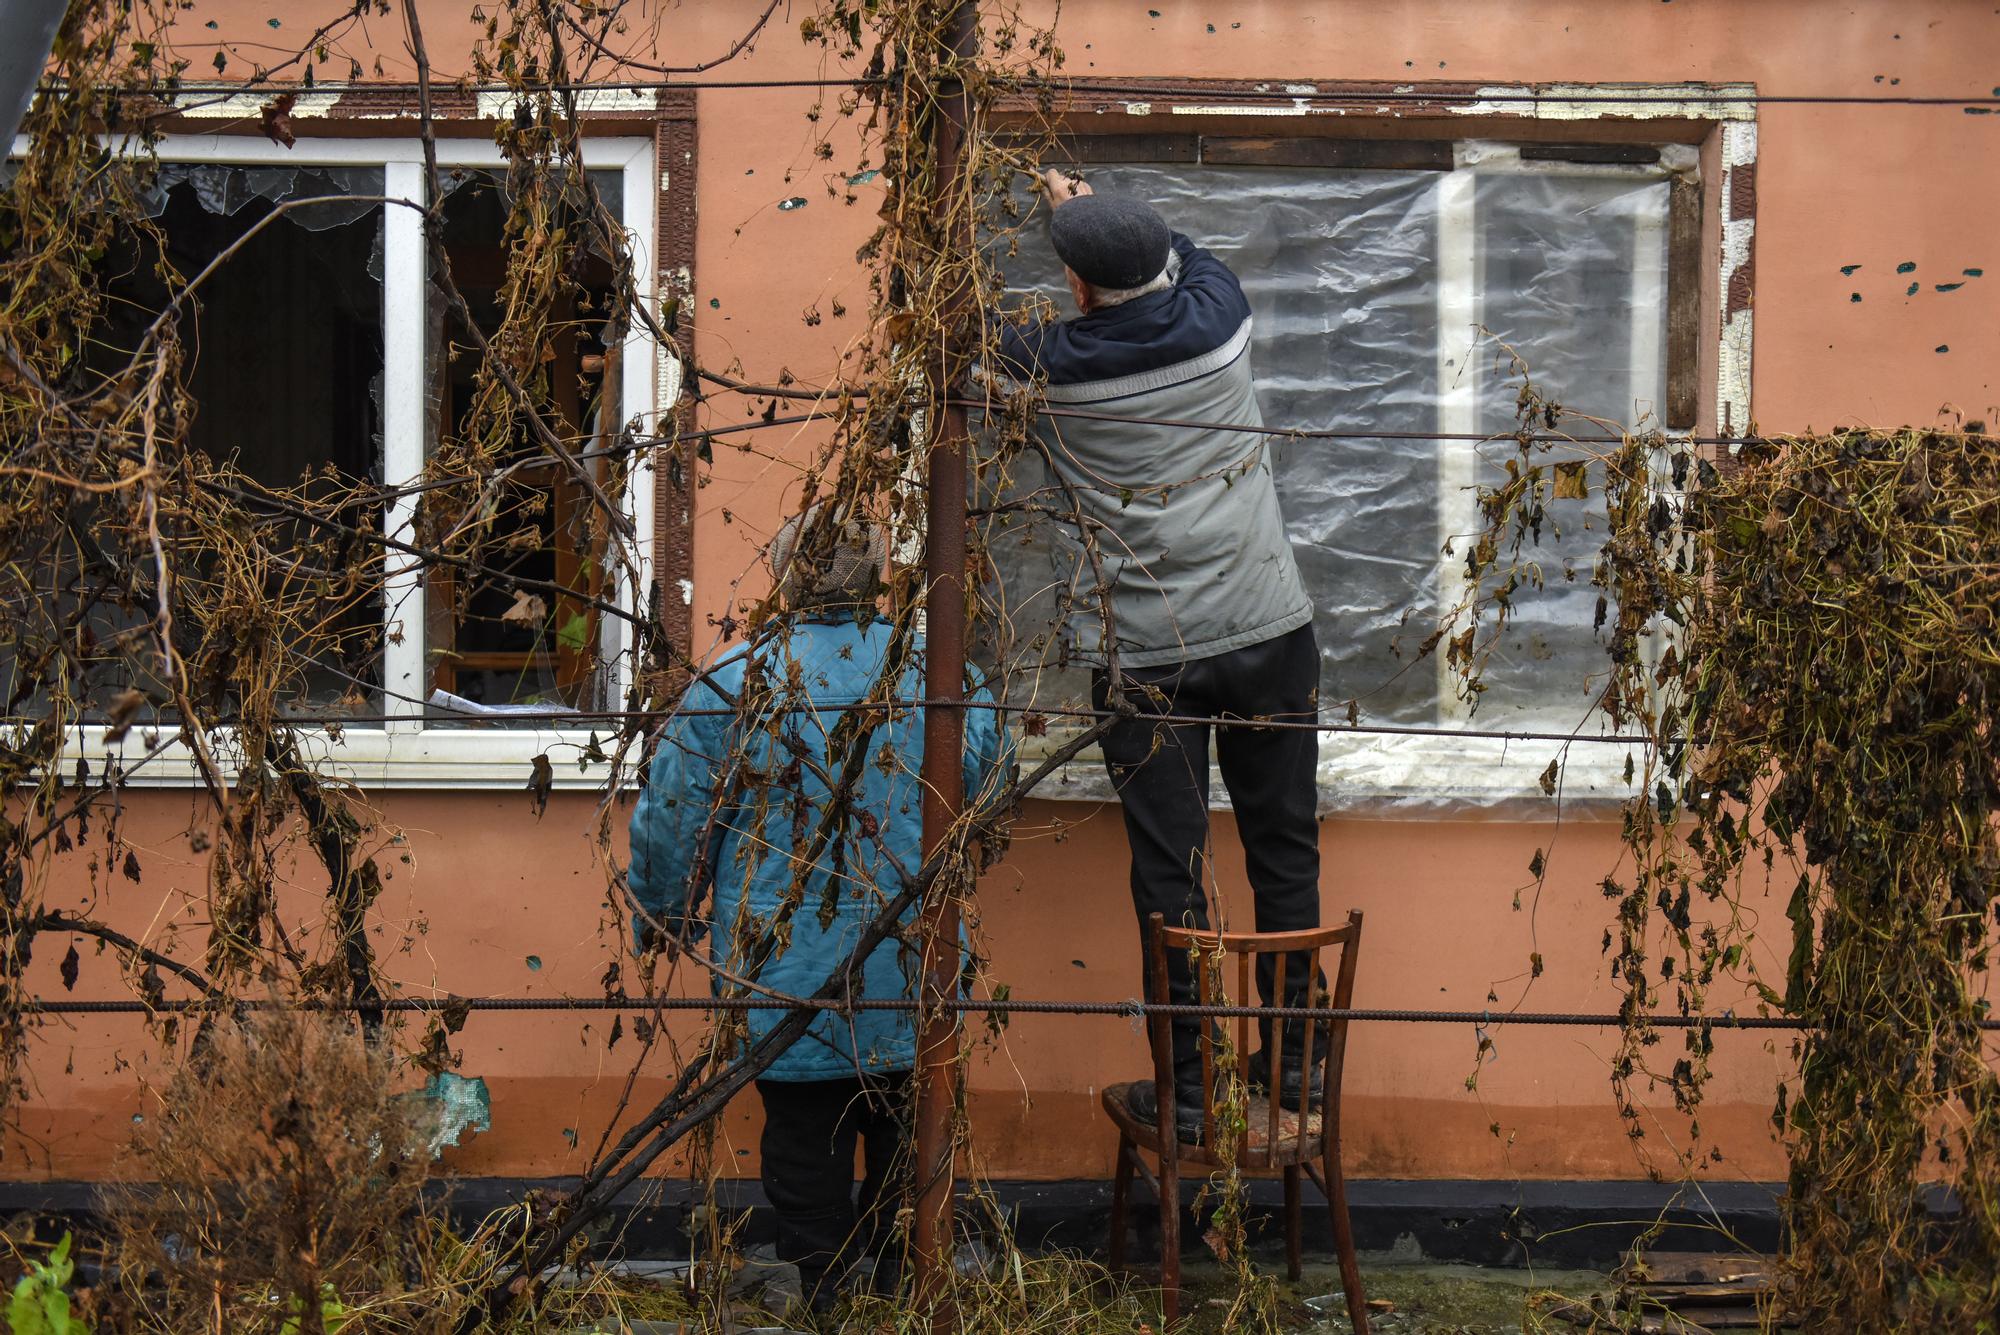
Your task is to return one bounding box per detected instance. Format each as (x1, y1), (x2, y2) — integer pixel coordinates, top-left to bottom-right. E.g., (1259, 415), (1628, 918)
(140, 162), (383, 231)
(1, 163), (385, 723)
(421, 167), (626, 722)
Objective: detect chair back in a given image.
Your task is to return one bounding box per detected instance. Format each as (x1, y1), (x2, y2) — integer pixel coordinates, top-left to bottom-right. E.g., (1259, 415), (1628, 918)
(1146, 910), (1363, 1168)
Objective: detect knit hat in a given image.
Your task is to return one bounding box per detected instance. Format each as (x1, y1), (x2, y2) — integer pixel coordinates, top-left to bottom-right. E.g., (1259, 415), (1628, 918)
(1049, 192), (1172, 291)
(767, 506), (888, 608)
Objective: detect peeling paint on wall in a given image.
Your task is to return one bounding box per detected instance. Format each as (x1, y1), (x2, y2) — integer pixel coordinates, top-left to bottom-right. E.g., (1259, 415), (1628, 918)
(475, 87), (655, 118)
(1167, 100), (1318, 117)
(420, 1072), (492, 1156)
(175, 89), (343, 118)
(1456, 82), (1758, 123)
(1717, 119), (1758, 437)
(659, 343), (684, 412)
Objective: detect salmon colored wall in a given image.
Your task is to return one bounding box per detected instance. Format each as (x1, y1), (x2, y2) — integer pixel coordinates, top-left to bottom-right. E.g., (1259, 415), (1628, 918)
(7, 792), (1793, 1184)
(8, 0), (1997, 1189)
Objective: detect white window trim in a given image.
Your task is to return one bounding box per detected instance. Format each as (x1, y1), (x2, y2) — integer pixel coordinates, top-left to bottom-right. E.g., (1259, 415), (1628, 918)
(1426, 144), (1675, 810)
(24, 131), (661, 789)
(1013, 85), (1755, 816)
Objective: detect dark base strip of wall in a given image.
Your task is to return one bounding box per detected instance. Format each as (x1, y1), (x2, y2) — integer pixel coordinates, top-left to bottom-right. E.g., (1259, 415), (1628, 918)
(3, 1177), (1783, 1270)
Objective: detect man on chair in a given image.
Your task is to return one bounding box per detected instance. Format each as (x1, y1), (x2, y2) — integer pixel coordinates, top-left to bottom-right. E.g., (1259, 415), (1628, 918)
(992, 170), (1326, 1142)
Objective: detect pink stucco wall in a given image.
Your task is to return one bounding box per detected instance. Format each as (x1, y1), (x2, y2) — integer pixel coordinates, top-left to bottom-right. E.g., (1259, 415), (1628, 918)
(7, 0), (1996, 1187)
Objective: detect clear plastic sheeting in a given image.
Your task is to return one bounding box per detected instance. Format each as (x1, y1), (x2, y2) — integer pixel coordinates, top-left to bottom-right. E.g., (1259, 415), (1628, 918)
(984, 152), (1672, 813)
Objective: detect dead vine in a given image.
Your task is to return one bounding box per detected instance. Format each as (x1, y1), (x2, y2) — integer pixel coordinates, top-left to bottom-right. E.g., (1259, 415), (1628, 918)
(1457, 396), (2000, 1328)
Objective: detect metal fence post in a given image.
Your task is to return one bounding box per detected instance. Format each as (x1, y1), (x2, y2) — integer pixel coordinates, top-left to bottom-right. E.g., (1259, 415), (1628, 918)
(910, 0), (980, 1321)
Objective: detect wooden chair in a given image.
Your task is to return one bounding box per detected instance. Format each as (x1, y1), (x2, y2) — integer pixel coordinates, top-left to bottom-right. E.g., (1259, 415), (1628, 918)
(1100, 911), (1368, 1330)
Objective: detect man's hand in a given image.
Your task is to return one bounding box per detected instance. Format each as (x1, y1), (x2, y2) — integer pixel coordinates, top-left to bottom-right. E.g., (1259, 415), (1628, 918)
(1040, 166), (1092, 207)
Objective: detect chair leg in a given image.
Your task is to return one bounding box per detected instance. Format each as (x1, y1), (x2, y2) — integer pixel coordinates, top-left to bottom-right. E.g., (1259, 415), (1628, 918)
(1323, 1137), (1368, 1335)
(1159, 1148), (1181, 1325)
(1283, 1164), (1303, 1283)
(1109, 1135), (1134, 1272)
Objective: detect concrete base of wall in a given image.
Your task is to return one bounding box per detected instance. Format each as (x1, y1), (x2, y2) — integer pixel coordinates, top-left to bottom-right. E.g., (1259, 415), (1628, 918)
(2, 1177), (1782, 1270)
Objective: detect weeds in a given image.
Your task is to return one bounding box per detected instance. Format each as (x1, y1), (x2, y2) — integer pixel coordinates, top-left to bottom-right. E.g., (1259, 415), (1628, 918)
(104, 1012), (440, 1334)
(6, 1234), (88, 1335)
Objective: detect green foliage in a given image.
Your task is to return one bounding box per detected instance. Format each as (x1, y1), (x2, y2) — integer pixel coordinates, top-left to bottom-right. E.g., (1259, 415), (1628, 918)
(276, 1286), (347, 1335)
(555, 611), (592, 653)
(6, 1234), (87, 1335)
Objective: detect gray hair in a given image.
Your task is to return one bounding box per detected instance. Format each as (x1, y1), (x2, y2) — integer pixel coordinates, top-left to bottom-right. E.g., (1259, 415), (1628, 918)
(1083, 247), (1181, 308)
(767, 505), (888, 609)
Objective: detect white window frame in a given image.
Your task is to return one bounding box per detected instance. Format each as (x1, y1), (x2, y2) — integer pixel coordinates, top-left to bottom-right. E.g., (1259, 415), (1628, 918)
(27, 131), (661, 789)
(1010, 84), (1757, 815)
(1415, 143), (1674, 809)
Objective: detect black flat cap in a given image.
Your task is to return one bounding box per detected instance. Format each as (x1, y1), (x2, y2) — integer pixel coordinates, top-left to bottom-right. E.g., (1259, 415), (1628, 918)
(1049, 192), (1171, 290)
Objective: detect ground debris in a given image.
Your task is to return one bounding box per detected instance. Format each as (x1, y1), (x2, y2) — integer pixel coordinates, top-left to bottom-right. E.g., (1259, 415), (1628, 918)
(1543, 1250), (1773, 1331)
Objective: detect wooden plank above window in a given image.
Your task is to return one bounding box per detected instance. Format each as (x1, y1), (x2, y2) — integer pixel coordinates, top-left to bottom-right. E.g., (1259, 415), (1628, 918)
(1011, 132), (1200, 163)
(1518, 142), (1664, 165)
(1200, 137), (1452, 170)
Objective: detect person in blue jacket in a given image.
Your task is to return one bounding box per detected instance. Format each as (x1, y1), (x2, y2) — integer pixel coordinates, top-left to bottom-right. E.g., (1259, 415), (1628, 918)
(627, 507), (1007, 1318)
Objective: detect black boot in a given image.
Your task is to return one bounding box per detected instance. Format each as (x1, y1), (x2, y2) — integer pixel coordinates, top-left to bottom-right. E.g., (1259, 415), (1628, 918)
(1252, 955), (1329, 1108)
(1246, 1045), (1324, 1107)
(794, 1264), (842, 1325)
(1131, 1020), (1215, 1144)
(1126, 1077), (1207, 1145)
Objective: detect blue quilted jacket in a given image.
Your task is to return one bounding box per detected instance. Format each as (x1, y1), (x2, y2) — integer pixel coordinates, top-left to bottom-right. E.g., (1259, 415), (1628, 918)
(627, 616), (1009, 1081)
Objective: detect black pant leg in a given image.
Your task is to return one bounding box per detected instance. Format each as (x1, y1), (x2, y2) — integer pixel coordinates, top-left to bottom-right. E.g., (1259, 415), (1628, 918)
(1210, 623), (1325, 1055)
(853, 1071), (912, 1291)
(1094, 664), (1214, 1082)
(757, 1077), (864, 1297)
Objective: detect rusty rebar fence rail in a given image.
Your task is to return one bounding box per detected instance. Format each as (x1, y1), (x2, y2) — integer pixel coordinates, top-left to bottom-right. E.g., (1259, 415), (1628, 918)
(165, 697), (1650, 744)
(31, 994), (2000, 1029)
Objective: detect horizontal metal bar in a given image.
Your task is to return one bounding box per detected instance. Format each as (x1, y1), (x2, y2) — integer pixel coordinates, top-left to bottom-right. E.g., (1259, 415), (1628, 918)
(34, 994), (1992, 1030)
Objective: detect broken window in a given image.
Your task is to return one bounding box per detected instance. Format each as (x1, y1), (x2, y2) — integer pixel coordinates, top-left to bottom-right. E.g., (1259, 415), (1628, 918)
(989, 145), (1680, 799)
(12, 133), (658, 781)
(422, 167), (625, 718)
(1, 162), (385, 721)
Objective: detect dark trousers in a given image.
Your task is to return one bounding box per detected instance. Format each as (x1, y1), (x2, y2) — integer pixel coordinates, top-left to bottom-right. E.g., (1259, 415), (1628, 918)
(756, 1071), (911, 1298)
(1093, 622), (1324, 1080)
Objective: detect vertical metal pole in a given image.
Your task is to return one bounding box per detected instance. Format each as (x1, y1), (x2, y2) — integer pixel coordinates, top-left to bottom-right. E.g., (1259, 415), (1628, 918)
(0, 0), (64, 146)
(911, 0), (979, 1320)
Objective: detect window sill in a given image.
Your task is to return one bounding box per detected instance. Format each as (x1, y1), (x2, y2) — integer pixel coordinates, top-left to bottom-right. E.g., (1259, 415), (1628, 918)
(63, 724), (1638, 811)
(60, 726), (622, 791)
(1016, 726), (1641, 819)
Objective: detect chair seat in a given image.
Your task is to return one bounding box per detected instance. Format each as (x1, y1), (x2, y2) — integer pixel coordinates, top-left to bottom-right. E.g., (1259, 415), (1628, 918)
(1101, 1080), (1323, 1166)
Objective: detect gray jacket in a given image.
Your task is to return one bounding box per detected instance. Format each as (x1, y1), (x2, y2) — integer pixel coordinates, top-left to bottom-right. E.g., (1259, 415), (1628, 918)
(993, 232), (1312, 669)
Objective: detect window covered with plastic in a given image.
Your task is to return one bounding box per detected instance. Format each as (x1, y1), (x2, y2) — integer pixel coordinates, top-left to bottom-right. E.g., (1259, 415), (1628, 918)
(985, 148), (1674, 809)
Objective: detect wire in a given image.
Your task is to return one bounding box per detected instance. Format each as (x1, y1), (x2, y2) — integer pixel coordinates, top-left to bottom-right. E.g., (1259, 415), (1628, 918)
(1009, 403), (1882, 449)
(1027, 81), (2000, 109)
(46, 387), (1969, 516)
(352, 400), (1955, 509)
(56, 77), (2000, 108)
(36, 993), (1970, 1029)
